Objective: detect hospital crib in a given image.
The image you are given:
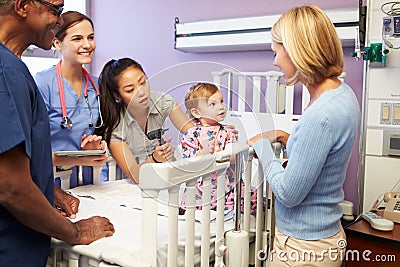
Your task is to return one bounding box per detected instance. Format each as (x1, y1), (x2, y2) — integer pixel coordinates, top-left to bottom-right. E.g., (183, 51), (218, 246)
(213, 68), (345, 139)
(48, 68), (338, 266)
(48, 143), (278, 267)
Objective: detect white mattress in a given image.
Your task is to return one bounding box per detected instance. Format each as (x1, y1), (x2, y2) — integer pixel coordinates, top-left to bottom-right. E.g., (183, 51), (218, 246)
(54, 179), (242, 267)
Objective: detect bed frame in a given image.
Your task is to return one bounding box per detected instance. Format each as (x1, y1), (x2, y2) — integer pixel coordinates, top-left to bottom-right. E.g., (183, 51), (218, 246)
(212, 68), (300, 145)
(49, 68), (341, 267)
(48, 144), (276, 267)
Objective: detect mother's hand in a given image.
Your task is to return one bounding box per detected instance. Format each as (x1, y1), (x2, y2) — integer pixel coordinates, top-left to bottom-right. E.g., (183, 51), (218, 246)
(248, 130), (290, 147)
(248, 131), (274, 147)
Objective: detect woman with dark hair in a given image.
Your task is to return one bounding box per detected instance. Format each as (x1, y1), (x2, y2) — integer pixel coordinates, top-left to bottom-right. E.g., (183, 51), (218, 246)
(96, 57), (193, 183)
(35, 11), (108, 188)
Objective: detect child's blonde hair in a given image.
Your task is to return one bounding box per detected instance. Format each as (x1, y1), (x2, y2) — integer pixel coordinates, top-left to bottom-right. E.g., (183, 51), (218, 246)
(185, 83), (219, 122)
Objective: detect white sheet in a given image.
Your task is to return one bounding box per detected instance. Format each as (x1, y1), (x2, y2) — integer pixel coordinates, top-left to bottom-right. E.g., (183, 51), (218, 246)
(54, 179), (243, 267)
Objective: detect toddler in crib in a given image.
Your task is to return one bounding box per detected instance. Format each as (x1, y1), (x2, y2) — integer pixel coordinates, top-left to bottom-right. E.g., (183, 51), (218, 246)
(179, 82), (257, 214)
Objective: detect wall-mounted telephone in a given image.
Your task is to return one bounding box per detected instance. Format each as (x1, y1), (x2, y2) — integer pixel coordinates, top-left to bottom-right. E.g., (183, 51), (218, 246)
(383, 192), (400, 223)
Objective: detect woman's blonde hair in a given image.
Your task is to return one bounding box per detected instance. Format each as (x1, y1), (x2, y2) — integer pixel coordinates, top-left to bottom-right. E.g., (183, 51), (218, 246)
(271, 5), (343, 86)
(185, 83), (219, 122)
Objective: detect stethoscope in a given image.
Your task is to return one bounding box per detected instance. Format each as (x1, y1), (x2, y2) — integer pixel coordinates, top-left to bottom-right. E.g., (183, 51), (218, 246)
(56, 60), (104, 130)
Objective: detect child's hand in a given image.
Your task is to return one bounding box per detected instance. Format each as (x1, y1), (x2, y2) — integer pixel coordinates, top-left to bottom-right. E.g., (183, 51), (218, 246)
(197, 145), (214, 156)
(197, 139), (220, 156)
(213, 138), (221, 152)
(225, 124), (239, 140)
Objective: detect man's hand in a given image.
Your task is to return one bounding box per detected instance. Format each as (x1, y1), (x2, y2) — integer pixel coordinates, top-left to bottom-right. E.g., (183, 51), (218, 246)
(54, 186), (79, 219)
(72, 216), (115, 245)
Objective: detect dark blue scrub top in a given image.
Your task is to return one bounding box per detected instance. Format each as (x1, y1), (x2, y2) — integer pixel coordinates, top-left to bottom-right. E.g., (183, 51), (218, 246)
(0, 42), (54, 266)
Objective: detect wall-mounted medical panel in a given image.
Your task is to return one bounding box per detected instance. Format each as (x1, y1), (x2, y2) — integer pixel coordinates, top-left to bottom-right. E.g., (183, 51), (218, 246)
(365, 128), (400, 156)
(365, 129), (384, 155)
(368, 68), (400, 99)
(369, 9), (390, 41)
(367, 100), (400, 126)
(175, 8), (359, 53)
(369, 12), (382, 42)
(380, 102), (392, 124)
(393, 103), (400, 125)
(359, 0), (400, 213)
(372, 0), (395, 9)
(382, 38), (400, 68)
(367, 100), (386, 125)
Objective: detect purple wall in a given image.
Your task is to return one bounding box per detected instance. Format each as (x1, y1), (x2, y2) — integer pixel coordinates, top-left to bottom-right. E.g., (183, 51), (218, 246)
(91, 0), (363, 211)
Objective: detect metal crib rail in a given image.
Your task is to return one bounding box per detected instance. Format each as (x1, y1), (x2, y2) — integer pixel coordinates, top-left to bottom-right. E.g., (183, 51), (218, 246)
(48, 143), (275, 267)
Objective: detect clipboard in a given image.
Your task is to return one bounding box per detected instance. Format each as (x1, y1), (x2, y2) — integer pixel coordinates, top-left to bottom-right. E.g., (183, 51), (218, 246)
(54, 150), (107, 158)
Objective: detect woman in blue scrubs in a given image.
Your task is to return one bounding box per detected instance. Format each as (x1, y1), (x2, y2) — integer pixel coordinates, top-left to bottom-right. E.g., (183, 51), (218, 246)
(35, 11), (108, 188)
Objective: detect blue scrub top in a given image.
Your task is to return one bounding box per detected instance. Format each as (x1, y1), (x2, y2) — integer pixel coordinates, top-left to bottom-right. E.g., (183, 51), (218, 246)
(35, 66), (104, 187)
(34, 66), (100, 151)
(0, 43), (54, 266)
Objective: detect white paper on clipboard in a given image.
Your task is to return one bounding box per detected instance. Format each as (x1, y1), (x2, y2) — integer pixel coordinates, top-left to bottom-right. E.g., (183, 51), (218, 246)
(54, 150), (106, 157)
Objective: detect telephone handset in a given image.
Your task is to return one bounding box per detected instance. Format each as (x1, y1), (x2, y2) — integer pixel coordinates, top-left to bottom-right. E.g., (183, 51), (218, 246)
(383, 192), (400, 223)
